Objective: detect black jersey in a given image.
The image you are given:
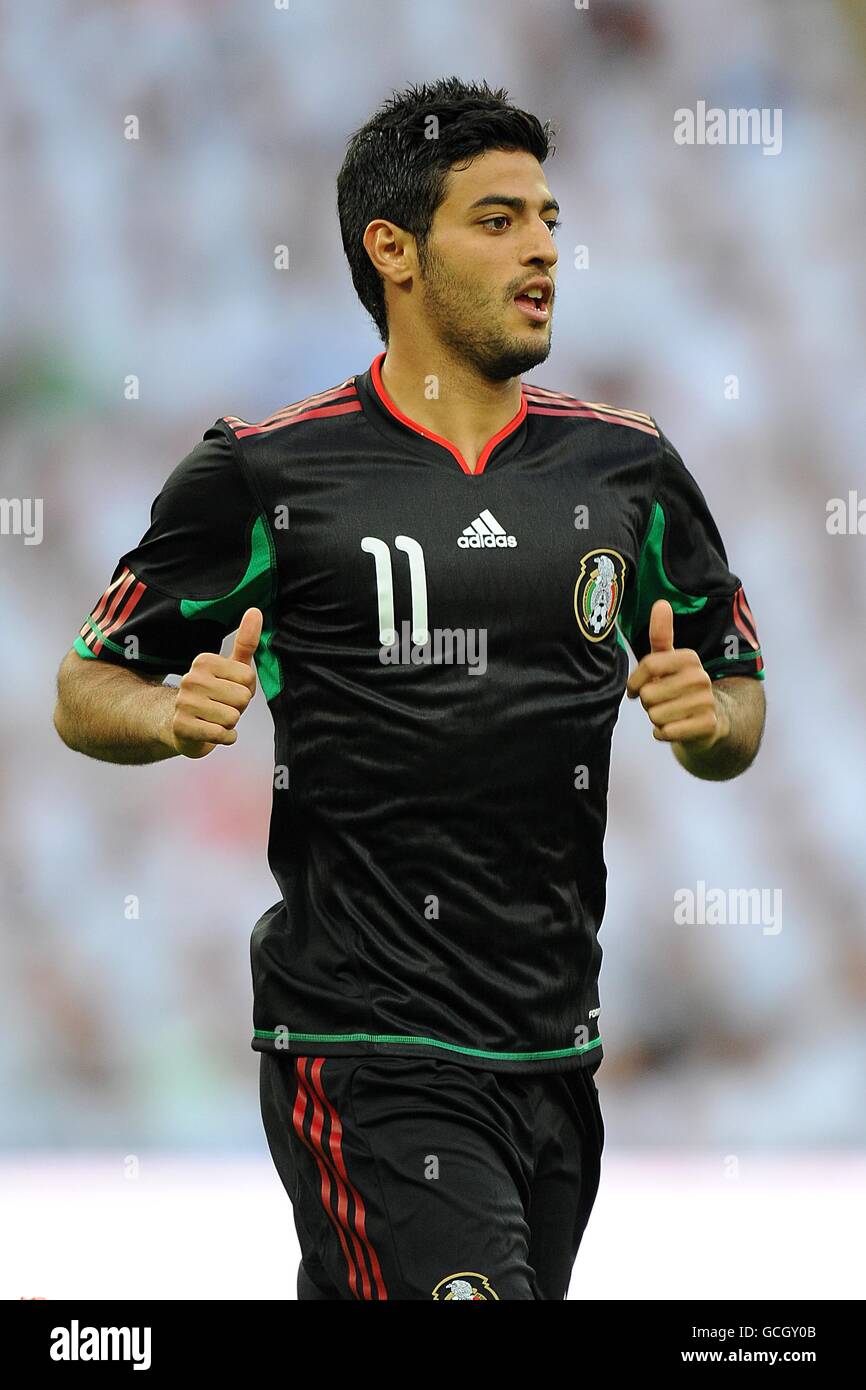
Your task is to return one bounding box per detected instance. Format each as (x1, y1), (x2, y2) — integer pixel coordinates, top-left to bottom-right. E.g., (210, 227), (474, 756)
(73, 352), (764, 1073)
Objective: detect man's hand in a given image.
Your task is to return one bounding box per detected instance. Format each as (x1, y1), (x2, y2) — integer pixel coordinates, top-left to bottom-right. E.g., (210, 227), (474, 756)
(625, 599), (729, 751)
(165, 607), (263, 759)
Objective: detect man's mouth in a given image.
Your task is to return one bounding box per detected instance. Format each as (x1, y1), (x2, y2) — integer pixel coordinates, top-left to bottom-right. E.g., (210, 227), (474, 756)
(513, 283), (552, 322)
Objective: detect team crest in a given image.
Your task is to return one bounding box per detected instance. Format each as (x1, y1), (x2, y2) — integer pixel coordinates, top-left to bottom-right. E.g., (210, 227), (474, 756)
(574, 549), (627, 642)
(431, 1272), (499, 1301)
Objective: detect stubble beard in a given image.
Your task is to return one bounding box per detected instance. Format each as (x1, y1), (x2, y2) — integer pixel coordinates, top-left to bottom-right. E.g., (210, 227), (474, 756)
(417, 241), (553, 383)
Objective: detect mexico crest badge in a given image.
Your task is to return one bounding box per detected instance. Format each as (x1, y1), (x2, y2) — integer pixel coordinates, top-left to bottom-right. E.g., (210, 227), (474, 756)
(574, 548), (627, 642)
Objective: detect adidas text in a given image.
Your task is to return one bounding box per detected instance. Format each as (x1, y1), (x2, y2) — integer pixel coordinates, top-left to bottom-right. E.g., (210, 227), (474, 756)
(458, 509), (517, 548)
(458, 532), (517, 549)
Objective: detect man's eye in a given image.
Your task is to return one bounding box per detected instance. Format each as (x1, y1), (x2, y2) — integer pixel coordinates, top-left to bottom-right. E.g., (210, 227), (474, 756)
(481, 215), (561, 234)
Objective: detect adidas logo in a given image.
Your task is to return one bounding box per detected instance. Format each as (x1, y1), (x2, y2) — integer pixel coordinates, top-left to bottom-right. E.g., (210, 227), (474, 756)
(458, 509), (518, 549)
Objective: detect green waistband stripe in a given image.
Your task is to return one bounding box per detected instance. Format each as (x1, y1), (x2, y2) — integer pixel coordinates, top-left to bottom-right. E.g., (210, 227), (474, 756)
(253, 1029), (602, 1062)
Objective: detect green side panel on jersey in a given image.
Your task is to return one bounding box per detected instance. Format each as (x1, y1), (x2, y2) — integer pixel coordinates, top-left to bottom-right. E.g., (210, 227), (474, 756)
(618, 500), (707, 647)
(180, 513), (282, 701)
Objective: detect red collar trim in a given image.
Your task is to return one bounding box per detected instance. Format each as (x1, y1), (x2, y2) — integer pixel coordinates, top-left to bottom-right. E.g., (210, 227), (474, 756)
(369, 351), (528, 475)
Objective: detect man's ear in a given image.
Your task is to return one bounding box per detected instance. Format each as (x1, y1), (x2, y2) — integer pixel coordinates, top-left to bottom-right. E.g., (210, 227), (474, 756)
(363, 219), (415, 289)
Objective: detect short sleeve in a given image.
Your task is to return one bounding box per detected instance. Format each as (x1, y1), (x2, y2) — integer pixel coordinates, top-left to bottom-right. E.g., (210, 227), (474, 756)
(72, 427), (275, 677)
(618, 428), (764, 681)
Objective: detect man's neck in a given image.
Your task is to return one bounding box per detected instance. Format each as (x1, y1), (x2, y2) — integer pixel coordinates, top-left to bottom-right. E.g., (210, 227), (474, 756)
(379, 341), (523, 474)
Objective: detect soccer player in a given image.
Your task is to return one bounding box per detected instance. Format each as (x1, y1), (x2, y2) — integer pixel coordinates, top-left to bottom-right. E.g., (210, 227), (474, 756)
(54, 77), (766, 1301)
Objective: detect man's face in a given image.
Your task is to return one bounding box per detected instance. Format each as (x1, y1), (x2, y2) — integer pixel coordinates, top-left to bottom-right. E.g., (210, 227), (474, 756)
(414, 147), (559, 381)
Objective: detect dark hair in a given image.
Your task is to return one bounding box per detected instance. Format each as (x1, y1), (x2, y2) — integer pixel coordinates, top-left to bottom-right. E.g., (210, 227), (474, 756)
(336, 77), (555, 343)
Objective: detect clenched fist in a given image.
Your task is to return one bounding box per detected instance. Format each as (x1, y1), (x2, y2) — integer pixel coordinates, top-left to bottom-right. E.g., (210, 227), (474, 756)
(166, 607), (263, 758)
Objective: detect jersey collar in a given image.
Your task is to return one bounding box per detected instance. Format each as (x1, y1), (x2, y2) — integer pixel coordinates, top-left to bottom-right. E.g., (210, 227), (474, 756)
(355, 351), (528, 476)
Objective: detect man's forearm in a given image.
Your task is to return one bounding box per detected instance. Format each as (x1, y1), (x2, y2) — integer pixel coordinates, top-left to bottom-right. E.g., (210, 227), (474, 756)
(673, 676), (766, 781)
(54, 656), (180, 764)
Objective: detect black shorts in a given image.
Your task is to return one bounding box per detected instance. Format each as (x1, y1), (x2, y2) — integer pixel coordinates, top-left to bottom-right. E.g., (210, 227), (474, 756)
(258, 1051), (604, 1301)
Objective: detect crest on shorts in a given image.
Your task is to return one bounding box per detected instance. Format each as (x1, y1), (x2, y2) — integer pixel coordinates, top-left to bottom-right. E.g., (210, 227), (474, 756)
(431, 1271), (500, 1300)
(574, 548), (627, 642)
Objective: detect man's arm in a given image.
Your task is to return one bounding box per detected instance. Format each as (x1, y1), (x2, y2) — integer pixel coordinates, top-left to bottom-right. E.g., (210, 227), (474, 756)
(53, 649), (182, 764)
(54, 608), (262, 765)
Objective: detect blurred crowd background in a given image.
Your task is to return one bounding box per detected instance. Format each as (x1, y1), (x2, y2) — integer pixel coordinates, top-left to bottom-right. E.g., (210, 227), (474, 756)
(2, 0), (865, 1152)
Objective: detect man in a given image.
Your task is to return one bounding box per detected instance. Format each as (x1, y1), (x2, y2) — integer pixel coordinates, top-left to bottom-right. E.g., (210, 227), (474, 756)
(54, 77), (766, 1300)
